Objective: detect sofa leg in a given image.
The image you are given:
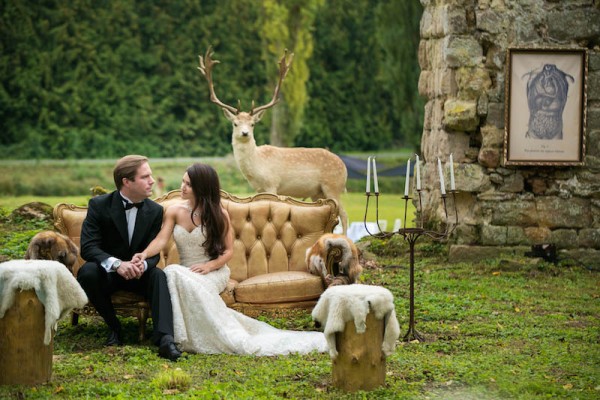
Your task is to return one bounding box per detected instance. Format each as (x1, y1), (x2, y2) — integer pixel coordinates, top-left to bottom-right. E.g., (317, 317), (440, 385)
(71, 312), (79, 326)
(138, 308), (148, 342)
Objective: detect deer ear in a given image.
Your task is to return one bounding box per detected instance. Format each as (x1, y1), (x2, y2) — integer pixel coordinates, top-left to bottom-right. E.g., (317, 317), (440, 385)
(223, 109), (236, 122)
(253, 109), (266, 122)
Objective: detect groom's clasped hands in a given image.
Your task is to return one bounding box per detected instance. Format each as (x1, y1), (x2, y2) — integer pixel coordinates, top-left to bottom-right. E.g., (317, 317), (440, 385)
(118, 257), (145, 280)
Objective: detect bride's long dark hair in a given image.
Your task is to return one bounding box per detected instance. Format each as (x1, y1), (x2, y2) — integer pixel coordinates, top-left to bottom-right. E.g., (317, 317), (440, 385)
(187, 163), (227, 260)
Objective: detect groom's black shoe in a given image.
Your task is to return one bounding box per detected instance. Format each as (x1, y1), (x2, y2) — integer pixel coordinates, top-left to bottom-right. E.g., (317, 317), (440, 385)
(105, 330), (123, 346)
(158, 335), (181, 361)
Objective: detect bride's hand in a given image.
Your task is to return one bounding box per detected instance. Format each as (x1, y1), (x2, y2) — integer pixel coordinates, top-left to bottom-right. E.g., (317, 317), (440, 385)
(131, 252), (147, 265)
(190, 263), (211, 275)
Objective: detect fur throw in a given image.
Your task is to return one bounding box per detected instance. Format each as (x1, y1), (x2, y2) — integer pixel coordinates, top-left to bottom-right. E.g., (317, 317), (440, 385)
(0, 260), (88, 344)
(311, 284), (400, 359)
(306, 234), (362, 287)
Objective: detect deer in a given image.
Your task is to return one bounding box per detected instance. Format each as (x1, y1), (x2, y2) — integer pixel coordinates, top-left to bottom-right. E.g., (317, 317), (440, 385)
(198, 47), (348, 234)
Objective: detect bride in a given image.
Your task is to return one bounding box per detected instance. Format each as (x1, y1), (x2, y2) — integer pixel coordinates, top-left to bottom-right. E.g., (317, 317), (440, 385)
(133, 163), (327, 356)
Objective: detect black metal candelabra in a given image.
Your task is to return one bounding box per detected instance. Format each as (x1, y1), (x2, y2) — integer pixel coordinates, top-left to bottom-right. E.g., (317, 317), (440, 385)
(364, 189), (458, 342)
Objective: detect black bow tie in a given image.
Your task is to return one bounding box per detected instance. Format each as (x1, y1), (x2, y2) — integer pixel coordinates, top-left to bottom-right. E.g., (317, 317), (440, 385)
(124, 201), (143, 210)
(120, 194), (144, 210)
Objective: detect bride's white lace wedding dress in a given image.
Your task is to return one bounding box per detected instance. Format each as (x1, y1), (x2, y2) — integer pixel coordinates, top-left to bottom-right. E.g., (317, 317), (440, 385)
(164, 225), (328, 355)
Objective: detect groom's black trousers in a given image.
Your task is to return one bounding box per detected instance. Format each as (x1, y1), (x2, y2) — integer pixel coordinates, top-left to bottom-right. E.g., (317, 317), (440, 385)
(77, 262), (174, 344)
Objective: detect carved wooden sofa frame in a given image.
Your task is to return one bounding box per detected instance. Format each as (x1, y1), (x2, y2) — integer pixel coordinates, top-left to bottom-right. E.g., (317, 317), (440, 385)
(53, 190), (341, 341)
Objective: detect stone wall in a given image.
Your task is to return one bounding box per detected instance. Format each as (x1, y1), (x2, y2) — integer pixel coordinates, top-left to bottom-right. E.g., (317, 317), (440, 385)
(418, 0), (600, 264)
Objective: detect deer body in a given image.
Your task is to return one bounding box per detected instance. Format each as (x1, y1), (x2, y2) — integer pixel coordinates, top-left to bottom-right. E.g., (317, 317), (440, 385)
(199, 48), (348, 234)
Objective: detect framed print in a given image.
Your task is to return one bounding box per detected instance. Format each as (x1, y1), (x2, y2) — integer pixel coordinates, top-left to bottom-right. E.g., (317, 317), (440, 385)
(504, 48), (588, 166)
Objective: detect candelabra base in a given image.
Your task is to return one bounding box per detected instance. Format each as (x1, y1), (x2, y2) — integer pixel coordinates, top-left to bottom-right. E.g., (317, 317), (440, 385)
(403, 326), (425, 342)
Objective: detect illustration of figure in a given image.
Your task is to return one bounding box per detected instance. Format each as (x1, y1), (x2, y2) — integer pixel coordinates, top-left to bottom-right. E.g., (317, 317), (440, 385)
(523, 64), (574, 140)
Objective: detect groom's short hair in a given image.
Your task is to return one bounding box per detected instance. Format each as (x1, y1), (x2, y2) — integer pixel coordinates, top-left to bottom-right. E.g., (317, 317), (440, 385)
(114, 155), (149, 190)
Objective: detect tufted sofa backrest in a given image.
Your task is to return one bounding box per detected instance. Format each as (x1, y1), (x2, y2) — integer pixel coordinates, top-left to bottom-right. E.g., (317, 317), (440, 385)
(55, 190), (339, 282)
(161, 191), (339, 282)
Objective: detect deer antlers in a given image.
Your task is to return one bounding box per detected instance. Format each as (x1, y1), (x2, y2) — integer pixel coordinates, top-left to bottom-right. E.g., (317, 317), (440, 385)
(198, 47), (238, 114)
(198, 46), (294, 116)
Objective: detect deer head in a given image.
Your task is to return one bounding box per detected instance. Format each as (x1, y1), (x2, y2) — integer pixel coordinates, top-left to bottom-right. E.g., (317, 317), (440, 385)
(198, 46), (294, 144)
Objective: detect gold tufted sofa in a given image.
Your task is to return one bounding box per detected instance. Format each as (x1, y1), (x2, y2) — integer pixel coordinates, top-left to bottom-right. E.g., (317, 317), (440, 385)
(53, 190), (340, 340)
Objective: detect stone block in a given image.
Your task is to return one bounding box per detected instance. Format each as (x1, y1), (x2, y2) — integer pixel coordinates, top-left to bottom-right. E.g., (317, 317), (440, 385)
(499, 173), (524, 193)
(478, 148), (500, 168)
(560, 249), (600, 268)
(418, 41), (430, 71)
(485, 101), (505, 129)
(547, 9), (600, 42)
(588, 108), (600, 133)
(453, 224), (478, 245)
(477, 93), (489, 116)
(443, 6), (468, 34)
(481, 224), (507, 245)
(524, 227), (552, 243)
(587, 129), (600, 157)
(454, 162), (492, 193)
(578, 229), (600, 249)
(550, 229), (578, 249)
(456, 67), (492, 100)
(529, 178), (548, 195)
(588, 71), (600, 102)
(476, 9), (505, 34)
(443, 99), (479, 131)
(443, 36), (483, 68)
(490, 199), (537, 226)
(573, 171), (600, 198)
(438, 68), (457, 96)
(418, 70), (433, 98)
(506, 226), (529, 246)
(535, 197), (590, 229)
(481, 125), (505, 148)
(589, 52), (600, 72)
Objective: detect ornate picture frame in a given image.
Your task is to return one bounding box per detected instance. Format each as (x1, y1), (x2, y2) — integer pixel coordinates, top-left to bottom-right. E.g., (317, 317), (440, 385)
(504, 48), (588, 166)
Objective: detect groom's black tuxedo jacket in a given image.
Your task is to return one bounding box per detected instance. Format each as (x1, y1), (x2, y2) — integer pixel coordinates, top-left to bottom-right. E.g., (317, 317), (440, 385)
(80, 191), (163, 270)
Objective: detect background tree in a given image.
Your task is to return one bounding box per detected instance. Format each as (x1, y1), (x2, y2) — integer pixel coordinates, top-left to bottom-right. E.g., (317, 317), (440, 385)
(375, 0), (424, 151)
(0, 0), (423, 159)
(259, 0), (323, 147)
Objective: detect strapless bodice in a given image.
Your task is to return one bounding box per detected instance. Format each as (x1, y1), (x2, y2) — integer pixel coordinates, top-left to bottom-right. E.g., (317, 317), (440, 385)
(173, 224), (211, 267)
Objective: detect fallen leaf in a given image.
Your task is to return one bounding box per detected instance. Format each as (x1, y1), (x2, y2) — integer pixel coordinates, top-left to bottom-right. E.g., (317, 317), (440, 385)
(563, 383), (573, 390)
(492, 271), (501, 276)
(54, 386), (64, 394)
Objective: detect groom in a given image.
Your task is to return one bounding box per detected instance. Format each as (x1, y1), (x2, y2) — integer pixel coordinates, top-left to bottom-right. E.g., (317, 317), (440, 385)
(77, 155), (181, 361)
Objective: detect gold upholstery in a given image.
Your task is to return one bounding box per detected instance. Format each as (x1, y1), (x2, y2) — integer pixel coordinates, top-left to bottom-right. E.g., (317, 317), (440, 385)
(53, 190), (340, 340)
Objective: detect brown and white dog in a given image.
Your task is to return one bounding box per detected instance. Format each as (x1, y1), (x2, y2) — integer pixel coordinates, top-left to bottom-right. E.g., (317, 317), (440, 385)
(305, 233), (362, 287)
(25, 231), (79, 273)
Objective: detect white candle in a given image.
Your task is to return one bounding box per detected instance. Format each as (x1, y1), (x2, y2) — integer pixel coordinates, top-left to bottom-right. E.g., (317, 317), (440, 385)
(437, 157), (446, 195)
(449, 153), (455, 191)
(373, 157), (379, 193)
(404, 159), (411, 197)
(366, 156), (371, 194)
(415, 154), (421, 190)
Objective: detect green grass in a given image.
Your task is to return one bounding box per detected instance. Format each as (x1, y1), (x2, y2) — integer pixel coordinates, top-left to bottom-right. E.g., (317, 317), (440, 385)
(0, 212), (598, 399)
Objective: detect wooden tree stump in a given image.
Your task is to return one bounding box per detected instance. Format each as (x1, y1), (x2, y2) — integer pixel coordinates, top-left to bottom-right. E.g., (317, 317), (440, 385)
(0, 289), (54, 385)
(332, 312), (386, 392)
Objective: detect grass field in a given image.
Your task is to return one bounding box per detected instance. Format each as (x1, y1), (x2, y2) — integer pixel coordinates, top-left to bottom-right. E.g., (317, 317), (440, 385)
(0, 210), (598, 398)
